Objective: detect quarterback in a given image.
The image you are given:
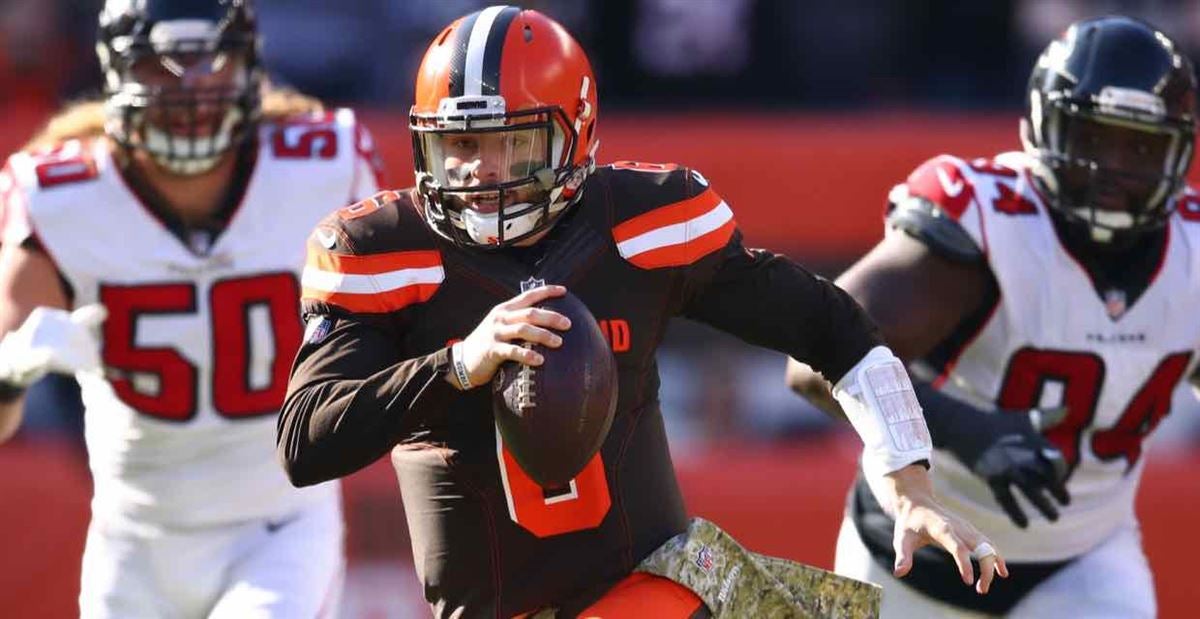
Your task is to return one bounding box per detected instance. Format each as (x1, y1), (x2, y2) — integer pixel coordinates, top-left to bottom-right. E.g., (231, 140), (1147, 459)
(788, 16), (1196, 618)
(280, 5), (1005, 617)
(0, 0), (380, 616)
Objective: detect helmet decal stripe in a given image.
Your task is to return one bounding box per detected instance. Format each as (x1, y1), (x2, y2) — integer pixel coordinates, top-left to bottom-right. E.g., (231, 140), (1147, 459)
(447, 10), (482, 97)
(479, 6), (519, 97)
(463, 5), (514, 97)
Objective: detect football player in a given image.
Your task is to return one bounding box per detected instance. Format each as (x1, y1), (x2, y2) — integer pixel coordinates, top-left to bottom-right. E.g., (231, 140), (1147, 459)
(786, 15), (1196, 618)
(0, 0), (381, 616)
(279, 6), (1006, 617)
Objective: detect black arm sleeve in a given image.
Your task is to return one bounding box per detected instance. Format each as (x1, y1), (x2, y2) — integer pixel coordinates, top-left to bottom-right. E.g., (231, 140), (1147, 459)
(911, 379), (993, 457)
(278, 315), (459, 487)
(679, 231), (884, 385)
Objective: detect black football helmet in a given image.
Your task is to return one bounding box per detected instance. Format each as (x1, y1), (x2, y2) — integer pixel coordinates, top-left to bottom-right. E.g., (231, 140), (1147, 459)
(97, 0), (262, 175)
(1022, 16), (1197, 244)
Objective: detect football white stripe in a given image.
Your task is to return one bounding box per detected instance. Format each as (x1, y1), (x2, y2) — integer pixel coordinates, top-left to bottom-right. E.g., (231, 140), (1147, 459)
(616, 201), (733, 258)
(301, 265), (445, 295)
(464, 5), (508, 97)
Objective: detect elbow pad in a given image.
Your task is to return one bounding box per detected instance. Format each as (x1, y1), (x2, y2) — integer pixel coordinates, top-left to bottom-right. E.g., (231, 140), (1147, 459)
(832, 346), (932, 480)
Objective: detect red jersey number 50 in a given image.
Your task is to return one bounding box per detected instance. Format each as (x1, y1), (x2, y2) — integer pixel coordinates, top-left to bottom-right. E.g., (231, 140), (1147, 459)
(99, 273), (303, 422)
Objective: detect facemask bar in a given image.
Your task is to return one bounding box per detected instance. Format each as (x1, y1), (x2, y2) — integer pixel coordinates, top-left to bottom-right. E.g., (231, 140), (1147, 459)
(101, 26), (260, 176)
(1030, 93), (1194, 238)
(411, 103), (583, 247)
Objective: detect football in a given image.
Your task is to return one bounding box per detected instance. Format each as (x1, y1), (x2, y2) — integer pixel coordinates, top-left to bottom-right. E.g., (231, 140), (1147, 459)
(492, 290), (618, 488)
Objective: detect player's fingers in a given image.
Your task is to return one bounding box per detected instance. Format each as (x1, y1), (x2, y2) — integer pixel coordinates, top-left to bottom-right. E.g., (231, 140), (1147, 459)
(990, 481), (1029, 529)
(891, 527), (919, 578)
(496, 323), (563, 348)
(1046, 478), (1071, 507)
(928, 520), (974, 585)
(975, 553), (1003, 595)
(1016, 480), (1059, 522)
(502, 307), (571, 330)
(1037, 453), (1072, 506)
(1030, 406), (1069, 431)
(493, 342), (543, 366)
(500, 285), (566, 311)
(70, 304), (108, 328)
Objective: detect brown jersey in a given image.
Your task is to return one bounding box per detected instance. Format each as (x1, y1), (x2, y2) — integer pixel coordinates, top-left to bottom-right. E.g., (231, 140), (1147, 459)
(279, 162), (883, 617)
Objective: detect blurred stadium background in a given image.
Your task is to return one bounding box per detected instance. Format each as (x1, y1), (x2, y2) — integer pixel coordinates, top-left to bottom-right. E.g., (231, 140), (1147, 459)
(3, 0), (1200, 616)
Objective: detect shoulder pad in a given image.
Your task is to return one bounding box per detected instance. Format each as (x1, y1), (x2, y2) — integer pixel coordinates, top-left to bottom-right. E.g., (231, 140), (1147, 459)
(904, 155), (976, 220)
(1177, 186), (1200, 223)
(301, 189), (444, 315)
(886, 184), (982, 263)
(8, 141), (101, 192)
(600, 164), (736, 269)
(262, 108), (360, 161)
(597, 161), (702, 218)
(1, 142), (103, 246)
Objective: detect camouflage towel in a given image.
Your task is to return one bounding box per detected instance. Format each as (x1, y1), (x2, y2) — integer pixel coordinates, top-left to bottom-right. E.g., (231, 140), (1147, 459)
(635, 518), (881, 618)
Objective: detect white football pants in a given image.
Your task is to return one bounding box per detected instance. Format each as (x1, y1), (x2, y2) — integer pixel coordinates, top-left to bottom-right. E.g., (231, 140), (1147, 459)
(834, 515), (1155, 618)
(79, 495), (343, 619)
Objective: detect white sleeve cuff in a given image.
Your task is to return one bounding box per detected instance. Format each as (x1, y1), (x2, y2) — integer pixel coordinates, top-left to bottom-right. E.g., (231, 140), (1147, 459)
(832, 345), (932, 478)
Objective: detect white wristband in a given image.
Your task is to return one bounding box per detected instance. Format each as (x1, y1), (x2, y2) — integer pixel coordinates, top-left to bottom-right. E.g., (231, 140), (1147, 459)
(832, 346), (932, 479)
(450, 342), (472, 390)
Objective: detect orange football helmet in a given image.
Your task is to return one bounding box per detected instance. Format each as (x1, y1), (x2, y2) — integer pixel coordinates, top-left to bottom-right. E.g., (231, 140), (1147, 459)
(410, 5), (599, 247)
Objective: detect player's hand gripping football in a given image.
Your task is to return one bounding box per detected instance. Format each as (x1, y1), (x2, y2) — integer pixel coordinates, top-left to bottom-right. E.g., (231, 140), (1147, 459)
(0, 305), (108, 387)
(886, 464), (1009, 595)
(451, 285), (571, 389)
(949, 406), (1071, 528)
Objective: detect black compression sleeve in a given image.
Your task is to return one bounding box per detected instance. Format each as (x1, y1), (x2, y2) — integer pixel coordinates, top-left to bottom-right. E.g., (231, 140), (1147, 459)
(912, 380), (993, 458)
(278, 316), (460, 486)
(680, 232), (883, 384)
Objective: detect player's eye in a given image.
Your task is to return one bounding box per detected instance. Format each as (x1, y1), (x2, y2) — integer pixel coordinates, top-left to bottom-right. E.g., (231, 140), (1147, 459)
(449, 137), (478, 152)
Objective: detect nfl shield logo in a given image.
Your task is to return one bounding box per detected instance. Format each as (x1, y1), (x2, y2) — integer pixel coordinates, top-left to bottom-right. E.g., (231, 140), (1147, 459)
(1104, 288), (1127, 320)
(695, 545), (715, 572)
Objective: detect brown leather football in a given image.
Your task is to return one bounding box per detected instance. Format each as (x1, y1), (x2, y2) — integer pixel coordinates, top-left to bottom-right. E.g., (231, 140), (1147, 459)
(492, 291), (617, 488)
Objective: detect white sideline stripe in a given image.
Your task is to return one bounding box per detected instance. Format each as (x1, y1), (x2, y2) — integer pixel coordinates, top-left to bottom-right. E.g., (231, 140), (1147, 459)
(616, 201), (733, 258)
(464, 5), (508, 97)
(301, 265), (444, 295)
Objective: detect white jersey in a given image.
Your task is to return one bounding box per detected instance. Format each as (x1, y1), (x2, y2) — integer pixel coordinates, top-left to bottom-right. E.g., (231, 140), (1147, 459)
(894, 150), (1200, 562)
(4, 109), (381, 529)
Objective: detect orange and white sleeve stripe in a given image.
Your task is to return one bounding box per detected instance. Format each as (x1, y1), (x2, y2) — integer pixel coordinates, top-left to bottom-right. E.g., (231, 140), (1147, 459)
(612, 187), (736, 269)
(301, 248), (444, 313)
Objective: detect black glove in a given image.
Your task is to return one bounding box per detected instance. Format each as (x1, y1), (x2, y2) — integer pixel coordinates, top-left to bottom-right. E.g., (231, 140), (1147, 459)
(946, 406), (1071, 528)
(913, 380), (1071, 528)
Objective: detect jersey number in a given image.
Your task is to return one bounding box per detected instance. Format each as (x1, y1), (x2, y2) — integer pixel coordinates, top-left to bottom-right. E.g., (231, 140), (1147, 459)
(271, 115), (339, 160)
(99, 273), (303, 422)
(496, 429), (611, 538)
(997, 348), (1193, 476)
(965, 159), (1039, 216)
